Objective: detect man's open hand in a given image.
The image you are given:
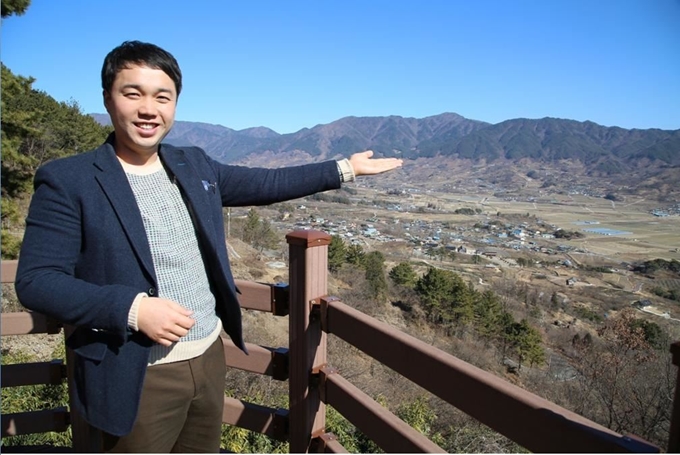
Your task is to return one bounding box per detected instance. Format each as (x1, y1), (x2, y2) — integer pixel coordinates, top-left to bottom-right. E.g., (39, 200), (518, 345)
(349, 150), (403, 176)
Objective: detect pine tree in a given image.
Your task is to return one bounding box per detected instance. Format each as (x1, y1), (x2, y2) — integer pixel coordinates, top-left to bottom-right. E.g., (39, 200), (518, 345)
(364, 251), (387, 300)
(473, 289), (504, 337)
(389, 262), (417, 288)
(328, 235), (346, 273)
(345, 243), (365, 266)
(504, 319), (545, 370)
(241, 209), (261, 245)
(415, 267), (455, 324)
(240, 208), (278, 253)
(1, 0), (31, 18)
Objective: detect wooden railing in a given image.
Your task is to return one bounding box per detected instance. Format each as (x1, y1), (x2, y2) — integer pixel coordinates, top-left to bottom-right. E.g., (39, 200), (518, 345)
(1, 230), (677, 453)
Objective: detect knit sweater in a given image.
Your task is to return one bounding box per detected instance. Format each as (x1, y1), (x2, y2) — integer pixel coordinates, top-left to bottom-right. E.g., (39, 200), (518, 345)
(124, 159), (221, 366)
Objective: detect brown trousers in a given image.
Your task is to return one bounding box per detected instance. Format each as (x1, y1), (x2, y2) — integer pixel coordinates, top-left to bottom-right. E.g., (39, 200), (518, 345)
(103, 337), (227, 453)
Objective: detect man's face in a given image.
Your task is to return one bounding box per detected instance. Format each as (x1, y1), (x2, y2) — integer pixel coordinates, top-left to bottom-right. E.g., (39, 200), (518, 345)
(104, 64), (177, 164)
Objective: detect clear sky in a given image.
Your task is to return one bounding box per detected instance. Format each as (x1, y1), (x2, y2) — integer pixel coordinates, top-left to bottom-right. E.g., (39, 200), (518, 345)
(1, 0), (678, 134)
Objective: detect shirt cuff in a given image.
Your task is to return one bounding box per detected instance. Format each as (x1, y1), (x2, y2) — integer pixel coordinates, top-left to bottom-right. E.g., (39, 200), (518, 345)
(337, 158), (356, 183)
(128, 293), (146, 331)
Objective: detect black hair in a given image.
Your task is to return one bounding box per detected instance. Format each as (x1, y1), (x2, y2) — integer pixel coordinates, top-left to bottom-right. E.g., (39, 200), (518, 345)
(101, 41), (182, 96)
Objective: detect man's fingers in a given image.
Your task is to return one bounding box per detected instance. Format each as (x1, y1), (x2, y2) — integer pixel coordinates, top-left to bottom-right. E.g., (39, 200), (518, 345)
(137, 297), (196, 345)
(175, 313), (196, 330)
(163, 299), (194, 316)
(156, 337), (174, 347)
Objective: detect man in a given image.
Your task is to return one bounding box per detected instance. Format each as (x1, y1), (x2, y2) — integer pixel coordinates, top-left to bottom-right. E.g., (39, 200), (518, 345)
(14, 40), (402, 452)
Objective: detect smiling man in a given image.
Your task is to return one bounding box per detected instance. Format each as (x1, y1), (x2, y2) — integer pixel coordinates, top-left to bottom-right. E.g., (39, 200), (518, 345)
(15, 41), (402, 453)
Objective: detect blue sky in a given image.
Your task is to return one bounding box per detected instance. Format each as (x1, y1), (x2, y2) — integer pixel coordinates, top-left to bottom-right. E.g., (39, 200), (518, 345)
(2, 0), (678, 134)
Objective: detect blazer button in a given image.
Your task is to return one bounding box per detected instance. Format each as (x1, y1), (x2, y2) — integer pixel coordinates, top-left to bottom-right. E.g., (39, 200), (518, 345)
(148, 288), (156, 296)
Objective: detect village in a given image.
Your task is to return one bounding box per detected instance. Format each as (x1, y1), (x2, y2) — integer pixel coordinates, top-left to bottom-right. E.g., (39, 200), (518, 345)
(272, 201), (581, 264)
(247, 181), (680, 331)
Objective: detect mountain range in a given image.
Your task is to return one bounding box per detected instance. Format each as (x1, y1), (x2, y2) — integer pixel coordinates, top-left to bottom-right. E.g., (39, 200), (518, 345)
(90, 113), (680, 176)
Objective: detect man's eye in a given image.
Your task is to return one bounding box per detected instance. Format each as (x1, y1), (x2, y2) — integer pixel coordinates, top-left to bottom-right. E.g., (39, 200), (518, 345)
(124, 92), (140, 98)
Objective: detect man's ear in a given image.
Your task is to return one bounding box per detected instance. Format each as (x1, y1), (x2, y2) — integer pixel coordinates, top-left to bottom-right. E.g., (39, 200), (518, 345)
(103, 90), (111, 111)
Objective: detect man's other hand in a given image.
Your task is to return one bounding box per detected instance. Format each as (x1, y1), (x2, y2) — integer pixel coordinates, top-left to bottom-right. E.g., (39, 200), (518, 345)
(137, 297), (195, 346)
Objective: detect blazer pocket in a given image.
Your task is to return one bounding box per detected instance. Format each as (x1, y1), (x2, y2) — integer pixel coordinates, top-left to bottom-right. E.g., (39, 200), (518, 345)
(66, 327), (109, 362)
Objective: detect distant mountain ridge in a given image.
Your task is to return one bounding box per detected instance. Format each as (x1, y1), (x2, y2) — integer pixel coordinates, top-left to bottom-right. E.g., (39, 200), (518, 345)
(90, 113), (680, 173)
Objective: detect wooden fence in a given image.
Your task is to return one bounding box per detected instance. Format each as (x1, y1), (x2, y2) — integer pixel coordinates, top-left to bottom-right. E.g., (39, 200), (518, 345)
(1, 230), (677, 452)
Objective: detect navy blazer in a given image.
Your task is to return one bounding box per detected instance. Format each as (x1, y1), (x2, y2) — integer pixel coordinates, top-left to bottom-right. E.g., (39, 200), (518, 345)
(15, 135), (341, 436)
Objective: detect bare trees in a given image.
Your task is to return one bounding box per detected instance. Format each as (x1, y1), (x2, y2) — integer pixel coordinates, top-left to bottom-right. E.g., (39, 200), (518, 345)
(568, 309), (674, 447)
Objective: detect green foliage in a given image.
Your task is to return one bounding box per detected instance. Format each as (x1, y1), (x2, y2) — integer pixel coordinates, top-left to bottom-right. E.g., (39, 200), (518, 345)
(309, 191), (351, 204)
(454, 207), (476, 215)
(389, 262), (417, 288)
(1, 342), (71, 448)
(1, 228), (23, 259)
(220, 391), (289, 453)
(363, 251), (388, 300)
(325, 405), (380, 453)
(516, 257), (532, 267)
(633, 258), (680, 275)
(1, 0), (31, 17)
(628, 319), (666, 350)
(220, 424), (288, 454)
(396, 396), (445, 447)
(239, 208), (279, 253)
(650, 286), (680, 301)
(573, 305), (603, 322)
(453, 281), (476, 325)
(240, 208), (260, 244)
(426, 246), (454, 262)
(1, 64), (111, 255)
(472, 290), (508, 338)
(2, 65), (111, 197)
(328, 235), (346, 273)
(326, 396), (448, 453)
(414, 267), (475, 327)
(553, 229), (585, 240)
(1, 195), (22, 230)
(415, 267), (457, 323)
(345, 243), (365, 266)
(324, 406), (361, 453)
(583, 265), (613, 273)
(503, 319), (545, 369)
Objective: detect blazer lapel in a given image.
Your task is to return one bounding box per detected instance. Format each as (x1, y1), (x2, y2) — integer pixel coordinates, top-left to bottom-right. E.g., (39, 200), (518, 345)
(92, 142), (157, 282)
(159, 145), (218, 250)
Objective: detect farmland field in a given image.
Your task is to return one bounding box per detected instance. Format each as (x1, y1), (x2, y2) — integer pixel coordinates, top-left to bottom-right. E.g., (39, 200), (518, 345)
(366, 185), (680, 263)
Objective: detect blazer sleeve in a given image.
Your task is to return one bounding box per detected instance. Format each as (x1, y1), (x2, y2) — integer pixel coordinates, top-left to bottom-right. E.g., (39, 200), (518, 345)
(208, 155), (342, 207)
(14, 164), (138, 344)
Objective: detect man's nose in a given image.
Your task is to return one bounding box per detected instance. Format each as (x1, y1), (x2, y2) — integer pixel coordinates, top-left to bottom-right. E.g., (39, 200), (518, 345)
(138, 97), (156, 116)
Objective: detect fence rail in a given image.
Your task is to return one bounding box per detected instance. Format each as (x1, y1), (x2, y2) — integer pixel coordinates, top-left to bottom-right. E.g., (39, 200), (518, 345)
(1, 229), (677, 453)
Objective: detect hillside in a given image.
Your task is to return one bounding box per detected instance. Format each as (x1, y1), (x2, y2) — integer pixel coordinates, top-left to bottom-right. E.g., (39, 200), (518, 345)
(91, 112), (679, 168)
(90, 113), (680, 202)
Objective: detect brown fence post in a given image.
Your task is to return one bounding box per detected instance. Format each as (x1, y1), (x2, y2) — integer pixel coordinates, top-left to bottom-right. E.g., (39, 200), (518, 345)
(286, 230), (330, 453)
(668, 342), (680, 453)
